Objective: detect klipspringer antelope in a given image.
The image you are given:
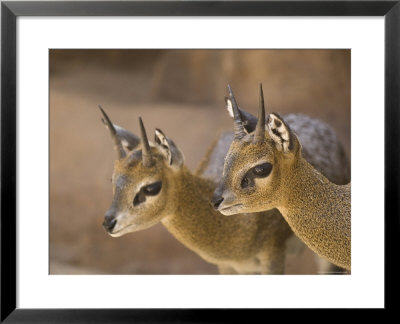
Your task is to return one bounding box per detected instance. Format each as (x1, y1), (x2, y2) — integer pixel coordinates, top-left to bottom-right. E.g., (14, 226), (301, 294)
(212, 85), (351, 270)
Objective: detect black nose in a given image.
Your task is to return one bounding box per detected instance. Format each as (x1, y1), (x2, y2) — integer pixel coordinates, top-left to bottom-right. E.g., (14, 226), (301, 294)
(103, 215), (117, 232)
(211, 194), (224, 209)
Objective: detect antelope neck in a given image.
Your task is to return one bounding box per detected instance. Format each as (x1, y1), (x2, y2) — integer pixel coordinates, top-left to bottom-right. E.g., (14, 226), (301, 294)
(277, 158), (351, 270)
(160, 169), (221, 243)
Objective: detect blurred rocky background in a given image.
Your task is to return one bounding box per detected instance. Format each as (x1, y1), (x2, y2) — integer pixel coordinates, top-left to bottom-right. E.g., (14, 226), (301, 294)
(50, 49), (350, 274)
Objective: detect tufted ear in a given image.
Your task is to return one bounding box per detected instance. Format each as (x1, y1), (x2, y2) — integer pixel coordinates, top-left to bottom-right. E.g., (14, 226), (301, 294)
(224, 97), (259, 134)
(267, 113), (300, 154)
(154, 128), (184, 168)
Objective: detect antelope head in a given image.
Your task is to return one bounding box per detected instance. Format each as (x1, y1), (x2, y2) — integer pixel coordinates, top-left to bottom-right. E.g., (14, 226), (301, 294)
(99, 107), (184, 237)
(211, 85), (302, 215)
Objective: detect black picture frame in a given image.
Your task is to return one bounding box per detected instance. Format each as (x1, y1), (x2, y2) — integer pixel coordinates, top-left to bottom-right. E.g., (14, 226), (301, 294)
(1, 0), (399, 322)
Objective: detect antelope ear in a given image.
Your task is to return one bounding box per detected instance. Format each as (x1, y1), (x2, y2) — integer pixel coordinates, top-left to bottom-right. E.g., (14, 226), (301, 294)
(154, 128), (184, 168)
(224, 97), (258, 134)
(267, 113), (299, 154)
(101, 118), (140, 151)
(114, 125), (141, 151)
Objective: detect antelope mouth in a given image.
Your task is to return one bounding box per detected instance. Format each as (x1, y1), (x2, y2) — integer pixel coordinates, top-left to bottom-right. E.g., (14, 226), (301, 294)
(219, 203), (243, 215)
(108, 219), (160, 237)
(108, 223), (139, 237)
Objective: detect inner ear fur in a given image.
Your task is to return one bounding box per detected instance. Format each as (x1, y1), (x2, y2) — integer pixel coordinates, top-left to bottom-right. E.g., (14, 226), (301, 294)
(113, 124), (141, 151)
(224, 97), (258, 134)
(267, 113), (300, 154)
(101, 118), (141, 152)
(154, 128), (184, 167)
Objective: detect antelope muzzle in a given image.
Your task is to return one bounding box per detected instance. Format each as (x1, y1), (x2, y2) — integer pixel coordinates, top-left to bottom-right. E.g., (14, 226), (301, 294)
(103, 210), (117, 233)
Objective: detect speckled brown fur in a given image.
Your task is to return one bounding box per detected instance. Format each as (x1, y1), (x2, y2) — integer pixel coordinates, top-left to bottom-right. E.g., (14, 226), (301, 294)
(279, 158), (351, 270)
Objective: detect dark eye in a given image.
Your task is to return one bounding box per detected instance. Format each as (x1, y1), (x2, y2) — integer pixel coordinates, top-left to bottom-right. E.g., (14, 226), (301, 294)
(133, 181), (162, 206)
(252, 162), (272, 178)
(143, 181), (162, 196)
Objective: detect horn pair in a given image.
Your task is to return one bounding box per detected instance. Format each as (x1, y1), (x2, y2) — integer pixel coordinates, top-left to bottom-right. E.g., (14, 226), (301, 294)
(228, 84), (266, 143)
(99, 106), (153, 167)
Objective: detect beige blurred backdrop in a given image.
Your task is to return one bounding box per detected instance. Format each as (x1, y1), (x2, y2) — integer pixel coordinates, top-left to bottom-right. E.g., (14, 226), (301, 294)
(49, 49), (350, 274)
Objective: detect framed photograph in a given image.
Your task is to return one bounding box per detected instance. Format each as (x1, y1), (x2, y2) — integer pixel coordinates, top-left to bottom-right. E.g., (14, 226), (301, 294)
(1, 0), (398, 321)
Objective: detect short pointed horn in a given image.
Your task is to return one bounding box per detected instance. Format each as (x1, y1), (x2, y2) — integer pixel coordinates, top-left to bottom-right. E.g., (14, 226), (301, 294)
(98, 105), (126, 159)
(139, 117), (154, 168)
(253, 83), (266, 143)
(227, 85), (246, 140)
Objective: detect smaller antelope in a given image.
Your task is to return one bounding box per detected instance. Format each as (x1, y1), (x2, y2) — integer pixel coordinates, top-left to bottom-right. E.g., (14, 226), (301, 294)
(212, 85), (351, 270)
(99, 106), (293, 274)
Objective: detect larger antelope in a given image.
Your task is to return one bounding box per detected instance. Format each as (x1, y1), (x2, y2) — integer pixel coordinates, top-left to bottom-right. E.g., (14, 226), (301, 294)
(212, 85), (351, 271)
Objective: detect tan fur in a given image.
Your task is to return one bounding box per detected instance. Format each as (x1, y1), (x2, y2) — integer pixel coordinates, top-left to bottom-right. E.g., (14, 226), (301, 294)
(216, 115), (351, 270)
(106, 131), (293, 274)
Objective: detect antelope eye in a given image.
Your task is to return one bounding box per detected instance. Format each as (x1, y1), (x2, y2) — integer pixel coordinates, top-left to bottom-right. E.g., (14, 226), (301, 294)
(144, 181), (162, 196)
(252, 162), (272, 178)
(133, 181), (162, 207)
